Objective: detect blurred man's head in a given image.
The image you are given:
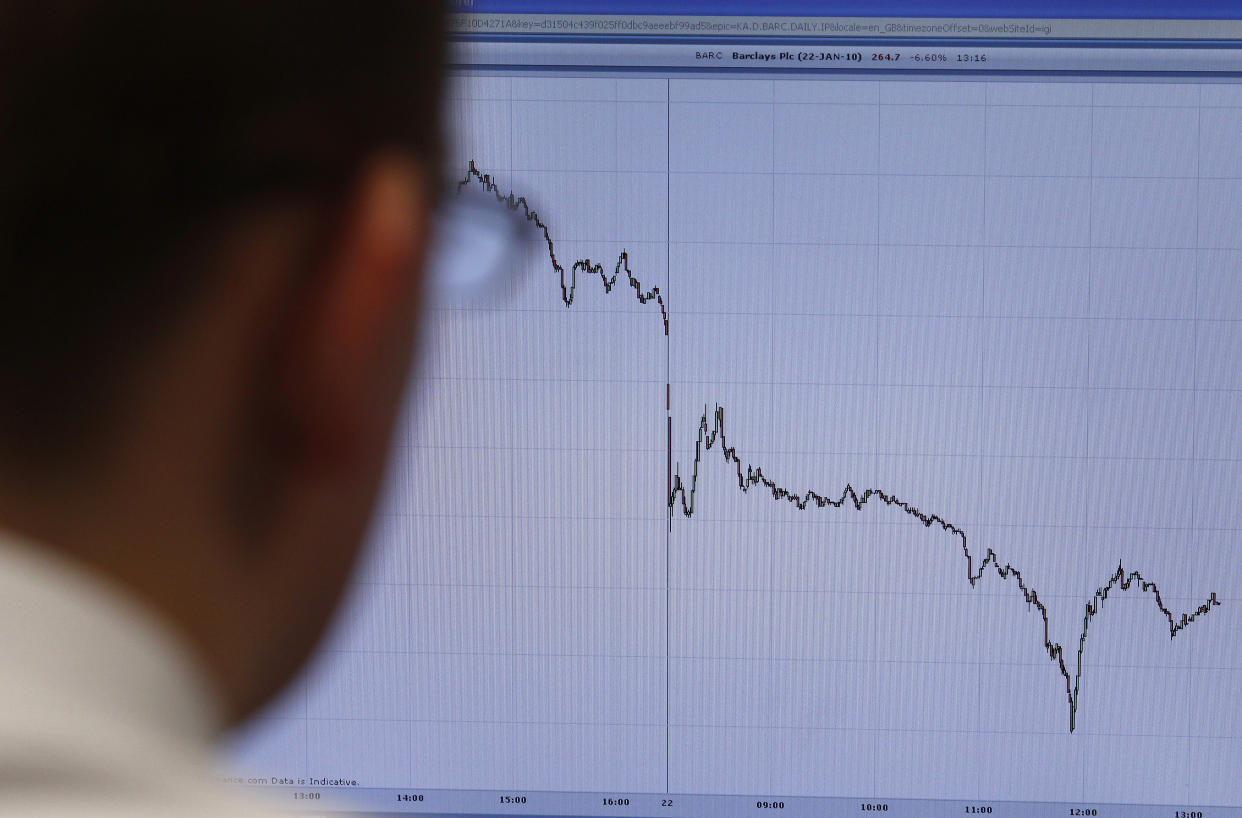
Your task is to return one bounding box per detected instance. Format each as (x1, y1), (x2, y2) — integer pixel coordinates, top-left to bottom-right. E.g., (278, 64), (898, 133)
(0, 2), (445, 721)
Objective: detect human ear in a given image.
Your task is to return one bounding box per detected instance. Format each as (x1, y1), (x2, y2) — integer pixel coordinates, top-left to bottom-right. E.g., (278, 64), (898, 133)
(283, 154), (431, 481)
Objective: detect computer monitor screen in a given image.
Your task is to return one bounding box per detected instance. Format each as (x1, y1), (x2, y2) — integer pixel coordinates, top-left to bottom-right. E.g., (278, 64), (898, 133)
(229, 2), (1242, 815)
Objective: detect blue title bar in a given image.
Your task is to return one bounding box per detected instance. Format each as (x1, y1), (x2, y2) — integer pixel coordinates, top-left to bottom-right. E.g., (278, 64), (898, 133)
(454, 1), (1242, 20)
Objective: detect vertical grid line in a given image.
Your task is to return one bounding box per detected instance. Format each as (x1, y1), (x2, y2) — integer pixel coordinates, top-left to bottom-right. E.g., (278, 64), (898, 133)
(871, 80), (882, 800)
(978, 79), (989, 755)
(764, 76), (779, 729)
(1082, 78), (1095, 801)
(1189, 80), (1202, 803)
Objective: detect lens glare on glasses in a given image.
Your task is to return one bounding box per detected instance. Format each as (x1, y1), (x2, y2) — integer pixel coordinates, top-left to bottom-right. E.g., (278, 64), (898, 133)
(425, 188), (526, 306)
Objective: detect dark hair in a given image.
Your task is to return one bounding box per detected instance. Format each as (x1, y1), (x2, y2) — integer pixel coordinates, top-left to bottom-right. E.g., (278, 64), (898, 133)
(0, 2), (445, 467)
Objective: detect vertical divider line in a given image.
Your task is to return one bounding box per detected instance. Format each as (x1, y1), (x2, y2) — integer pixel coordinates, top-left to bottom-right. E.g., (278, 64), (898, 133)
(664, 76), (672, 795)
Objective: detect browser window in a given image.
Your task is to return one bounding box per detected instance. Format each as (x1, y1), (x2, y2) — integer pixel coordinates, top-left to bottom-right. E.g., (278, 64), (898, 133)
(229, 2), (1242, 815)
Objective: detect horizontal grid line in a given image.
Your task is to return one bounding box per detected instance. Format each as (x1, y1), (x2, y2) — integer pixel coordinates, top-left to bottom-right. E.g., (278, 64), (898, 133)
(378, 511), (1242, 532)
(449, 97), (1242, 111)
(469, 167), (1242, 181)
(435, 307), (1242, 323)
(274, 714), (1242, 741)
(394, 444), (1242, 466)
(350, 581), (1240, 603)
(456, 240), (1242, 249)
(315, 649), (1242, 673)
(418, 374), (1242, 392)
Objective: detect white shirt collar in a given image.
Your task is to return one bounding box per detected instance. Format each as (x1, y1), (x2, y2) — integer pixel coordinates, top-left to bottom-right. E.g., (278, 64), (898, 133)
(0, 528), (224, 747)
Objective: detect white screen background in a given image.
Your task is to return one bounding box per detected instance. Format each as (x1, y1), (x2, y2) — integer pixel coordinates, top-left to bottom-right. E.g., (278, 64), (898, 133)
(230, 74), (1242, 808)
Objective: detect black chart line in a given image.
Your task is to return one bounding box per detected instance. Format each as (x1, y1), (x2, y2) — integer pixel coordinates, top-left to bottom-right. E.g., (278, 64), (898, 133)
(458, 160), (1223, 733)
(668, 404), (1220, 733)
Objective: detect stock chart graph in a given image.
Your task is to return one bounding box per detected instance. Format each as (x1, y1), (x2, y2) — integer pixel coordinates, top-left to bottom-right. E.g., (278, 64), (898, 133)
(460, 153), (1222, 738)
(233, 75), (1242, 811)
